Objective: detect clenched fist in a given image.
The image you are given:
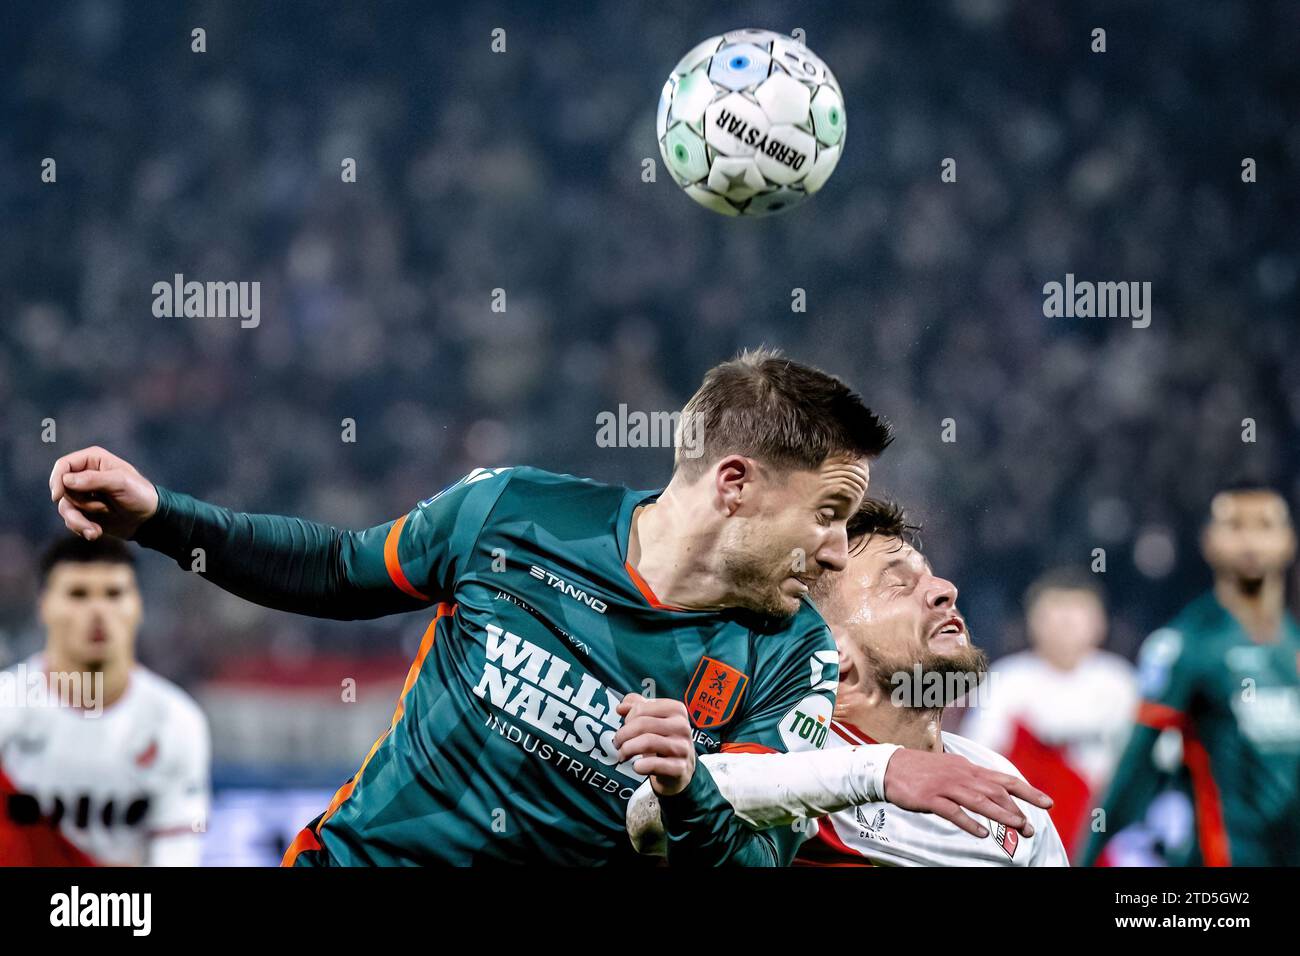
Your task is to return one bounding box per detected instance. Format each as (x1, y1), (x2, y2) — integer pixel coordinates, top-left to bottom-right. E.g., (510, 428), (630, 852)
(49, 446), (160, 542)
(614, 694), (696, 797)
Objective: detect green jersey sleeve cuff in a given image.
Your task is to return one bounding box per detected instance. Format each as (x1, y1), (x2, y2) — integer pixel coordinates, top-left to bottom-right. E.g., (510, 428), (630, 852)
(132, 485), (196, 554)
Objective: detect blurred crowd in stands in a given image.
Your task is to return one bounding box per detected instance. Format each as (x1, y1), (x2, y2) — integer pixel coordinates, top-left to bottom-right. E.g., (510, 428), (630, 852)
(3, 0), (1298, 694)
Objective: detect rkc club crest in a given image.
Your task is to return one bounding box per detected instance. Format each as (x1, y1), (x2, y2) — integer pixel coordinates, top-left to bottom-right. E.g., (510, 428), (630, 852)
(685, 657), (748, 729)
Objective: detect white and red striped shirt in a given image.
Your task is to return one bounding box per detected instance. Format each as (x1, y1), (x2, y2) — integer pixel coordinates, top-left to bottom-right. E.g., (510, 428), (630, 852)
(797, 719), (1068, 867)
(0, 655), (210, 866)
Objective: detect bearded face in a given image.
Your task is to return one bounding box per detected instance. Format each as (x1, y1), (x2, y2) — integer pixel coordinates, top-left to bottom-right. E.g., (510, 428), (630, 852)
(814, 534), (986, 707)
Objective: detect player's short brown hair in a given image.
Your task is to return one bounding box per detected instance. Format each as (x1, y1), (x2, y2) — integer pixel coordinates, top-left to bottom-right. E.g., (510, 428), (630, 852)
(808, 497), (920, 606)
(1022, 567), (1105, 614)
(39, 535), (136, 585)
(1206, 478), (1291, 527)
(846, 497), (921, 555)
(673, 347), (893, 479)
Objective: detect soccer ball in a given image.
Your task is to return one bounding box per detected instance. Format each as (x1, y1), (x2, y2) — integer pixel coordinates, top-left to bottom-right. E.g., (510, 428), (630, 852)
(656, 28), (846, 217)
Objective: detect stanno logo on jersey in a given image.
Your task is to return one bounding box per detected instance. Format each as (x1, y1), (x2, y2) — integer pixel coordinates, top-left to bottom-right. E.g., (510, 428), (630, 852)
(684, 657), (748, 729)
(994, 822), (1019, 859)
(529, 565), (608, 614)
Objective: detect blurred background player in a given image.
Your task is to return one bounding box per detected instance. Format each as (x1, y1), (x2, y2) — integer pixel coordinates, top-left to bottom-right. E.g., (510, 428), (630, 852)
(1081, 482), (1300, 866)
(962, 569), (1137, 860)
(0, 537), (210, 866)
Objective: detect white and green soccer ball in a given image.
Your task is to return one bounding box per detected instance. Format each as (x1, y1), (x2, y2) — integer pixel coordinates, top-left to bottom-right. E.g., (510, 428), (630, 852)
(656, 28), (846, 217)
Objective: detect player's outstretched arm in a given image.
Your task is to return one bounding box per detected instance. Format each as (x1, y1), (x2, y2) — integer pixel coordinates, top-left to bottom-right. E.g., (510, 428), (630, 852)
(627, 746), (1054, 857)
(49, 446), (464, 621)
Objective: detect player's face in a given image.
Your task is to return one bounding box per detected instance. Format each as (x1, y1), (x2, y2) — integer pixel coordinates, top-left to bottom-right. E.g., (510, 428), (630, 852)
(1202, 491), (1295, 581)
(721, 455), (869, 618)
(821, 536), (986, 690)
(1027, 589), (1106, 668)
(39, 562), (142, 670)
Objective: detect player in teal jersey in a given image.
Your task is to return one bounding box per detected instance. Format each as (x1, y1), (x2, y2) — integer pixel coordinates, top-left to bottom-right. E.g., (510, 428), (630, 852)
(1083, 482), (1300, 866)
(50, 350), (1048, 866)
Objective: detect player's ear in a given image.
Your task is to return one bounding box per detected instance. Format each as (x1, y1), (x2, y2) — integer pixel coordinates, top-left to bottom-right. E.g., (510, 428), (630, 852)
(834, 633), (862, 693)
(713, 455), (754, 516)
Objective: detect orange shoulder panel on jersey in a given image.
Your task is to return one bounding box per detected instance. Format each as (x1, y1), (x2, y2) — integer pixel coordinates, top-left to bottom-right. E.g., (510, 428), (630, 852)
(384, 513), (430, 601)
(281, 823), (323, 867)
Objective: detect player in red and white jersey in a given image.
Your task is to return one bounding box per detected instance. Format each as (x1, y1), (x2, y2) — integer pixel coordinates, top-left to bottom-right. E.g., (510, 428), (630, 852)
(626, 497), (1065, 866)
(800, 716), (1064, 866)
(0, 536), (210, 866)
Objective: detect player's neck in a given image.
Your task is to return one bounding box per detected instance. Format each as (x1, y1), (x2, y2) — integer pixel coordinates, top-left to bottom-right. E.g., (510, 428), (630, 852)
(628, 487), (732, 610)
(1034, 645), (1091, 672)
(835, 684), (944, 753)
(43, 647), (133, 709)
(1215, 572), (1287, 642)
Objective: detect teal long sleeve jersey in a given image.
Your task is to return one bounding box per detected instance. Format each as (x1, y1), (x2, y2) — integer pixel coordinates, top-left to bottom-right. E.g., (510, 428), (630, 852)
(133, 466), (840, 866)
(1082, 592), (1300, 866)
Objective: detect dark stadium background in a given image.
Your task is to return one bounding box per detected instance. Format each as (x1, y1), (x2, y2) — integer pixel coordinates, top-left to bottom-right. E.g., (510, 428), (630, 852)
(2, 1), (1297, 862)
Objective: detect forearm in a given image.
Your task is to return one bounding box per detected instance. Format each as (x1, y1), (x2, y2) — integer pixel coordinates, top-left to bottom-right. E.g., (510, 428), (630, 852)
(698, 745), (898, 826)
(656, 762), (782, 866)
(631, 744), (901, 861)
(132, 486), (417, 620)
